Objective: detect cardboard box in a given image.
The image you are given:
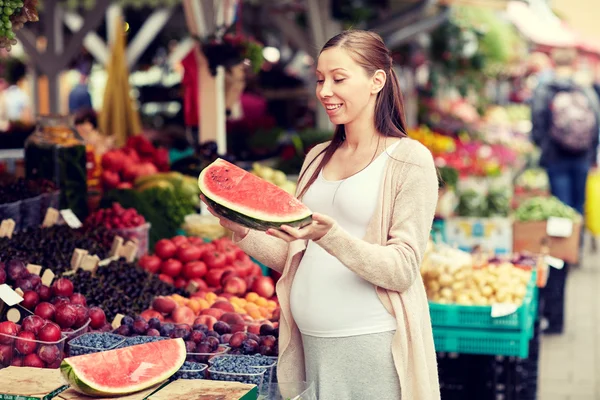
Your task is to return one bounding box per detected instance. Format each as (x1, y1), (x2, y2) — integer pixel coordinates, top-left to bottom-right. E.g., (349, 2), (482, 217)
(0, 367), (69, 400)
(512, 220), (582, 264)
(148, 379), (258, 400)
(445, 217), (513, 255)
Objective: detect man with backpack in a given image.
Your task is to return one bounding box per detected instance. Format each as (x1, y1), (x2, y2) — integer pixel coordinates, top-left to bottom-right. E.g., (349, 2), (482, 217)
(531, 48), (600, 218)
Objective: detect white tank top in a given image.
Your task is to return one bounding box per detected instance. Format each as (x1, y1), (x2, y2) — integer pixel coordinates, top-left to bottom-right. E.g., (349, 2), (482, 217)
(290, 141), (400, 337)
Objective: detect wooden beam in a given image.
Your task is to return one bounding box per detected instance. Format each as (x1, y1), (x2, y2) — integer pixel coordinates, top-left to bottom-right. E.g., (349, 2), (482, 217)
(127, 7), (175, 69)
(15, 28), (50, 75)
(63, 11), (109, 65)
(60, 0), (112, 71)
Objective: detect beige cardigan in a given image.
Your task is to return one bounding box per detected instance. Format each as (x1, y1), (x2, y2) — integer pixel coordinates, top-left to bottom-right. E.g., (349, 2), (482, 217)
(236, 138), (441, 399)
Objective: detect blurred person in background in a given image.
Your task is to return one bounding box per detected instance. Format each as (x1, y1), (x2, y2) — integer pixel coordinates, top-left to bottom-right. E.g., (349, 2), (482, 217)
(74, 108), (113, 155)
(68, 61), (93, 114)
(0, 58), (32, 126)
(531, 48), (600, 217)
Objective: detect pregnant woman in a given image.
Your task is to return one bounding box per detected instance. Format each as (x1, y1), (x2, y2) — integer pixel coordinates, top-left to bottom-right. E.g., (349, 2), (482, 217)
(203, 29), (440, 400)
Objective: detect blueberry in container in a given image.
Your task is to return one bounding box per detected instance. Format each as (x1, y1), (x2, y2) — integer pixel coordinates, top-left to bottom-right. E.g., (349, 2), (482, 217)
(208, 366), (265, 388)
(117, 335), (168, 348)
(68, 333), (126, 356)
(171, 361), (208, 380)
(210, 354), (277, 393)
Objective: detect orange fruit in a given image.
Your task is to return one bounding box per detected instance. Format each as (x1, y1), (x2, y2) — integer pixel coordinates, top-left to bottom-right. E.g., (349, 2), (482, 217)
(205, 292), (217, 302)
(249, 309), (262, 320)
(197, 299), (210, 310)
(255, 297), (268, 307)
(267, 300), (278, 309)
(245, 292), (259, 303)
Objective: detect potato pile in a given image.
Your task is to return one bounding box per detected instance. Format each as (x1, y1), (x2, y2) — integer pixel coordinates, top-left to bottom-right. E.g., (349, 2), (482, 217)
(421, 245), (531, 306)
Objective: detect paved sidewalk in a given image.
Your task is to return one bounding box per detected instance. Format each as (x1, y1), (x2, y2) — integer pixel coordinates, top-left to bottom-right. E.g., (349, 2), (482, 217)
(539, 236), (600, 400)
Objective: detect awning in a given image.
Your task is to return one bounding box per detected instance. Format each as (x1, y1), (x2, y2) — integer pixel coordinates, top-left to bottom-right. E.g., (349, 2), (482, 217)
(506, 0), (576, 48)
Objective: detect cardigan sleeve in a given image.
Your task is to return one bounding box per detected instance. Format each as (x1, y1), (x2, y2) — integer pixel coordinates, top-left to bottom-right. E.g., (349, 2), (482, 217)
(233, 142), (330, 273)
(313, 147), (438, 292)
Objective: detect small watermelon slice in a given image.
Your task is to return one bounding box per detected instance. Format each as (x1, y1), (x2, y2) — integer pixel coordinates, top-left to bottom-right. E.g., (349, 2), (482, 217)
(199, 158), (312, 230)
(61, 338), (186, 397)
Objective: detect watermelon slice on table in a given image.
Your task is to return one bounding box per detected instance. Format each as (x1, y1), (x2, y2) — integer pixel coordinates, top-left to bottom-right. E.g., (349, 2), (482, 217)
(60, 338), (186, 397)
(198, 158), (312, 231)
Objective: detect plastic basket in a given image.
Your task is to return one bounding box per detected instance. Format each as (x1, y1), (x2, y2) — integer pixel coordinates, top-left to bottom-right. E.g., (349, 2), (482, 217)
(209, 354), (277, 395)
(0, 331), (67, 369)
(433, 325), (532, 358)
(20, 195), (43, 230)
(428, 270), (537, 331)
(261, 382), (317, 400)
(68, 333), (126, 356)
(111, 222), (151, 259)
(208, 366), (265, 389)
(172, 362), (208, 380)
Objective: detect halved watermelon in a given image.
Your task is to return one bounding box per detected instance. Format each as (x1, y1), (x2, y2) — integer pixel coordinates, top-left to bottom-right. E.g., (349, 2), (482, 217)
(61, 338), (186, 397)
(198, 158), (312, 230)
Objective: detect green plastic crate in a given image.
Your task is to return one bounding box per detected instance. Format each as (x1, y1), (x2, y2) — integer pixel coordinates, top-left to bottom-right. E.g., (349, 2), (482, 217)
(428, 270), (537, 331)
(432, 324), (533, 358)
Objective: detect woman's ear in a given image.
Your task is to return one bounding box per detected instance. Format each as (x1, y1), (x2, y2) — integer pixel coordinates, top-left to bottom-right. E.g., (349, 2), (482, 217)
(371, 69), (387, 94)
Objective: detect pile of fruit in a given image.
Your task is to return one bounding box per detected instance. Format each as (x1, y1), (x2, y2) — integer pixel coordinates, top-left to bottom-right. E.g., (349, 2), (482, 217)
(112, 312), (279, 360)
(421, 246), (532, 306)
(0, 225), (114, 275)
(515, 169), (549, 193)
(144, 290), (278, 329)
(133, 171), (200, 208)
(250, 163), (297, 195)
(515, 196), (580, 222)
(139, 236), (274, 299)
(84, 202), (147, 230)
(70, 259), (187, 321)
(101, 136), (169, 191)
(0, 260), (112, 369)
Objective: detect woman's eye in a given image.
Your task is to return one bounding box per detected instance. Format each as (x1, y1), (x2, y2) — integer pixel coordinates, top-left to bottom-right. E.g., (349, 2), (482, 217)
(334, 79), (345, 83)
(316, 79), (324, 84)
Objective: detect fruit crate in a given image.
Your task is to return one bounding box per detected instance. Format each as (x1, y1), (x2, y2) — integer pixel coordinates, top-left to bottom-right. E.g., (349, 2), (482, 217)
(429, 269), (537, 331)
(0, 331), (67, 369)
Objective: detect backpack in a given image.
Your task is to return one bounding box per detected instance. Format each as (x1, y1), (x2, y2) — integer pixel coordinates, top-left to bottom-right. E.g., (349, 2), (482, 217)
(548, 87), (598, 154)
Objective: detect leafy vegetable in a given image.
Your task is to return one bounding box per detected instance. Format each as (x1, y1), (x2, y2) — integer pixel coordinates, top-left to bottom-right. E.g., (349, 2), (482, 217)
(515, 196), (580, 222)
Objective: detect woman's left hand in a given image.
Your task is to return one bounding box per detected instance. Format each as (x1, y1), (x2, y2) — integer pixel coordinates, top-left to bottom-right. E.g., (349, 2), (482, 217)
(266, 213), (335, 242)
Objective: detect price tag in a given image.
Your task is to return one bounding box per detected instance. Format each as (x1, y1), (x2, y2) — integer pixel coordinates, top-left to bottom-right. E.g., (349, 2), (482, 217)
(546, 217), (573, 238)
(80, 255), (100, 273)
(41, 269), (55, 286)
(26, 264), (42, 276)
(110, 236), (124, 258)
(186, 280), (199, 294)
(98, 256), (118, 267)
(0, 219), (16, 238)
(6, 307), (21, 323)
(42, 207), (60, 227)
(70, 249), (88, 270)
(545, 255), (565, 270)
(121, 241), (138, 262)
(60, 209), (82, 229)
(0, 284), (24, 307)
(111, 314), (125, 330)
(491, 303), (518, 318)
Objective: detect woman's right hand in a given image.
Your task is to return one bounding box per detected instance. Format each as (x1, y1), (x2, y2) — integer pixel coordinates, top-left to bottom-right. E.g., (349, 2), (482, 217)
(200, 195), (250, 239)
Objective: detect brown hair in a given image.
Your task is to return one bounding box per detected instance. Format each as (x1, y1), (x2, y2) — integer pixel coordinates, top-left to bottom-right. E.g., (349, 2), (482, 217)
(297, 30), (408, 199)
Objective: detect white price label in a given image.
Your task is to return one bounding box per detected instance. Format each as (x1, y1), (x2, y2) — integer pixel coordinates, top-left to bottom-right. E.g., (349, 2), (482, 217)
(0, 284), (24, 306)
(545, 255), (565, 270)
(491, 303), (518, 318)
(60, 209), (83, 229)
(546, 217), (573, 238)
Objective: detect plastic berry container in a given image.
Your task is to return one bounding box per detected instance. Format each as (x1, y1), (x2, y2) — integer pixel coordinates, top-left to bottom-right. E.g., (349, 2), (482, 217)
(0, 332), (67, 369)
(116, 335), (168, 349)
(187, 344), (230, 363)
(208, 366), (265, 388)
(209, 354), (278, 393)
(172, 361), (208, 380)
(111, 222), (151, 259)
(67, 333), (126, 356)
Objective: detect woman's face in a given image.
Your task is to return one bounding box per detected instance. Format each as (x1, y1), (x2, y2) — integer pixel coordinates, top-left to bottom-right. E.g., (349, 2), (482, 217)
(315, 47), (375, 126)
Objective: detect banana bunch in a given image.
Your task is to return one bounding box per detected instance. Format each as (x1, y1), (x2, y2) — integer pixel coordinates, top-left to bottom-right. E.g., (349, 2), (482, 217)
(251, 163), (297, 195)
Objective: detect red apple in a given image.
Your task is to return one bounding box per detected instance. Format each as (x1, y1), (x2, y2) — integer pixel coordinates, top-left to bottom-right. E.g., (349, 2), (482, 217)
(251, 276), (275, 299)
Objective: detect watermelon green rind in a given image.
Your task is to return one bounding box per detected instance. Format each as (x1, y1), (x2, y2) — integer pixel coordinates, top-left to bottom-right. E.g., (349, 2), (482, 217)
(60, 338), (186, 397)
(198, 158), (313, 230)
(203, 194), (313, 231)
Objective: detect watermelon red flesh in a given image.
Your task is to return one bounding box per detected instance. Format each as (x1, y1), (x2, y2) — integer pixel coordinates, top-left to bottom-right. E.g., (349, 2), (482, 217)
(61, 338), (186, 396)
(199, 158), (312, 229)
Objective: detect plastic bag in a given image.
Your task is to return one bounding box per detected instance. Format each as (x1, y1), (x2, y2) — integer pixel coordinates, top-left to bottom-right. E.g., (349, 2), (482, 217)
(585, 168), (600, 236)
(21, 195), (43, 230)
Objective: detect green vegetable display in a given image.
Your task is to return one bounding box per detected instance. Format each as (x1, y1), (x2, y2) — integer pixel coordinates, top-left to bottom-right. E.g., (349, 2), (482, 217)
(515, 196), (580, 222)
